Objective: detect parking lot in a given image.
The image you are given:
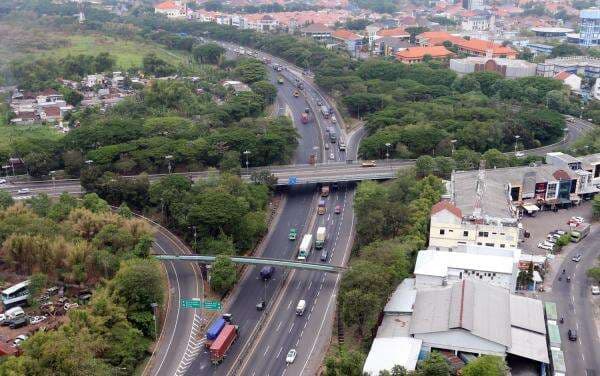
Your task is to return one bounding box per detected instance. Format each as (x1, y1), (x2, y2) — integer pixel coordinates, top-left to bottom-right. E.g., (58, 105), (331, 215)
(520, 203), (592, 256)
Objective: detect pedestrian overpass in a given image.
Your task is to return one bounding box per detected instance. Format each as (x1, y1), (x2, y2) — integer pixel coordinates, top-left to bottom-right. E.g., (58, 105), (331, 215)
(153, 254), (346, 273)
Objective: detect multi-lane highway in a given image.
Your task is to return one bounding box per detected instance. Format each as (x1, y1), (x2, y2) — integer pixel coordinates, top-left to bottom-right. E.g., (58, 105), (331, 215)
(549, 228), (600, 376)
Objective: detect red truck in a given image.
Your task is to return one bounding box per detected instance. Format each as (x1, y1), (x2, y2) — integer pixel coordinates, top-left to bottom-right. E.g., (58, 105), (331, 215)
(210, 324), (238, 364)
(301, 112), (309, 124)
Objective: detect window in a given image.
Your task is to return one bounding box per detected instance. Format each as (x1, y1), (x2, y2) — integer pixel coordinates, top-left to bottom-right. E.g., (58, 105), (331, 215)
(449, 229), (454, 232)
(459, 272), (463, 279)
(478, 231), (489, 237)
(485, 243), (494, 247)
(439, 229), (445, 235)
(463, 231), (468, 237)
(500, 244), (505, 248)
(477, 242), (482, 245)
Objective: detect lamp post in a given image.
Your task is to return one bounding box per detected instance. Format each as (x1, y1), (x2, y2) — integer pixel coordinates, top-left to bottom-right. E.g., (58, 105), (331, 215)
(150, 302), (158, 339)
(450, 139), (457, 155)
(580, 106), (585, 119)
(243, 150), (251, 173)
(49, 170), (56, 195)
(514, 135), (520, 154)
(165, 155), (173, 174)
(385, 143), (391, 164)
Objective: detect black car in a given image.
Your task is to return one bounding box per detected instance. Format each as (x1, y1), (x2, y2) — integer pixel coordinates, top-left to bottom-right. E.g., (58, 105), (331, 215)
(320, 249), (328, 262)
(568, 329), (577, 341)
(260, 266), (274, 280)
(9, 317), (28, 329)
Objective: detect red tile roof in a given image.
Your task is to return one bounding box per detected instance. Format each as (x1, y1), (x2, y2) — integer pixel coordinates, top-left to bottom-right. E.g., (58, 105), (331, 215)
(155, 1), (180, 10)
(431, 200), (463, 218)
(396, 46), (453, 60)
(44, 107), (61, 117)
(554, 71), (573, 81)
(376, 27), (409, 37)
(553, 170), (571, 180)
(454, 39), (517, 57)
(332, 29), (362, 41)
(417, 31), (464, 46)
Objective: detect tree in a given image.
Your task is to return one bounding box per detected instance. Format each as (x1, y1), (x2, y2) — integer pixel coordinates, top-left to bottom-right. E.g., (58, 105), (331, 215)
(592, 194), (600, 219)
(587, 267), (600, 283)
(324, 348), (366, 376)
(416, 352), (451, 376)
(117, 203), (133, 219)
(461, 355), (508, 376)
(142, 53), (176, 77)
(0, 190), (14, 209)
(210, 255), (237, 294)
(28, 273), (48, 307)
(415, 155), (436, 177)
(192, 43), (225, 64)
(234, 59), (267, 84)
(550, 43), (583, 58)
(27, 194), (52, 217)
(251, 80), (277, 104)
(250, 170), (277, 190)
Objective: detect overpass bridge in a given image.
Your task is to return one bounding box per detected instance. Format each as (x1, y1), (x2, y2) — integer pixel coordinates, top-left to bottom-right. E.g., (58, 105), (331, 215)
(0, 159), (414, 197)
(153, 254), (346, 273)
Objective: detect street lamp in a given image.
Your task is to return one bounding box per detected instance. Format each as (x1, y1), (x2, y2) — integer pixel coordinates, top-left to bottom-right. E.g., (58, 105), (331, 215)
(450, 139), (457, 155)
(580, 106), (585, 119)
(514, 135), (520, 154)
(384, 143), (391, 164)
(165, 155), (173, 174)
(150, 302), (158, 339)
(243, 150), (251, 173)
(49, 170), (56, 195)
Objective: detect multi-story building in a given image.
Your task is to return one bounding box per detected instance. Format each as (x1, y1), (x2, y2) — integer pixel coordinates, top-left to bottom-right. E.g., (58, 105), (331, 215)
(450, 57), (537, 78)
(417, 31), (517, 58)
(579, 8), (600, 46)
(462, 0), (485, 11)
(331, 29), (364, 55)
(461, 11), (495, 31)
(537, 56), (600, 79)
(429, 200), (520, 251)
(154, 1), (186, 18)
(395, 46), (454, 64)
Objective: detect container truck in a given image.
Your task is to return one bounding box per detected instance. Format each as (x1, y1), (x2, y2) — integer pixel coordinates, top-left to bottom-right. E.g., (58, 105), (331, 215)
(298, 234), (313, 261)
(205, 318), (226, 348)
(571, 223), (590, 242)
(210, 324), (238, 364)
(315, 227), (326, 249)
(321, 185), (330, 197)
(301, 113), (309, 124)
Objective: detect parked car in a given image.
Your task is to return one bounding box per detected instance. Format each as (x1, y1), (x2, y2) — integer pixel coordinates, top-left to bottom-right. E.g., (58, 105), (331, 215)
(13, 334), (28, 347)
(286, 349), (297, 364)
(9, 317), (28, 329)
(572, 254), (582, 262)
(0, 179), (6, 184)
(537, 242), (554, 251)
(64, 302), (79, 310)
(30, 315), (47, 325)
(361, 160), (377, 167)
(591, 286), (600, 295)
(17, 188), (30, 195)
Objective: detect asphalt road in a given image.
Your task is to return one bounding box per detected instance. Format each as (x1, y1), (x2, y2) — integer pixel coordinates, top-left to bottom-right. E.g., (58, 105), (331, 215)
(550, 228), (600, 376)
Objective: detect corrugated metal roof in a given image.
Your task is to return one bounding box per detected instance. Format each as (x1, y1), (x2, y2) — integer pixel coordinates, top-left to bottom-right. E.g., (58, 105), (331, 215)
(544, 301), (558, 321)
(547, 321), (561, 347)
(510, 295), (546, 334)
(384, 278), (416, 314)
(363, 337), (423, 375)
(508, 327), (550, 364)
(551, 347), (566, 373)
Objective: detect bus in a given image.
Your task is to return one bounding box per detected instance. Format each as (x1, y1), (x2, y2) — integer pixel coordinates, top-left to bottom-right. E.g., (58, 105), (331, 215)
(298, 234), (313, 261)
(1, 280), (30, 309)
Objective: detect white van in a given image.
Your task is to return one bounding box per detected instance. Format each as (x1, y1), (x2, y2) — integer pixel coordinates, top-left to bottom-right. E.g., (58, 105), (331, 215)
(5, 306), (25, 320)
(296, 300), (306, 316)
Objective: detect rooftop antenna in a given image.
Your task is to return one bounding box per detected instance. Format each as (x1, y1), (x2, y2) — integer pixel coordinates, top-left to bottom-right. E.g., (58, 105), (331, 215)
(473, 159), (486, 219)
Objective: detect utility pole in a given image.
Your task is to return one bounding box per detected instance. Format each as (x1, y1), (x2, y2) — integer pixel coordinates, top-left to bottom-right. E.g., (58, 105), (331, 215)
(243, 150), (251, 173)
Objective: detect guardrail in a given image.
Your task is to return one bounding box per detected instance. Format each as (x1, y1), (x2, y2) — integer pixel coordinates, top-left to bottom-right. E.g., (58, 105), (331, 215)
(153, 254), (346, 273)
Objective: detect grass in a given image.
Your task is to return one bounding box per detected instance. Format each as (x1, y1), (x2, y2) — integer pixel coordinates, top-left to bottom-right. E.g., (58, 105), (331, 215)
(0, 22), (191, 70)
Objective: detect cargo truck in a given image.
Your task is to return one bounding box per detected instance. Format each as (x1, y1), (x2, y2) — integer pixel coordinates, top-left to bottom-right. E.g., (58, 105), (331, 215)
(205, 318), (227, 348)
(298, 234), (313, 261)
(301, 113), (309, 124)
(321, 185), (330, 197)
(320, 105), (330, 119)
(571, 223), (590, 242)
(210, 324), (238, 364)
(315, 227), (326, 249)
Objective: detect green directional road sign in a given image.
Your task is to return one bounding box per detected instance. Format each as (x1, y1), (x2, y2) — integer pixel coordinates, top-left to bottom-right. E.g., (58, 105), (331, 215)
(181, 298), (202, 309)
(203, 300), (222, 310)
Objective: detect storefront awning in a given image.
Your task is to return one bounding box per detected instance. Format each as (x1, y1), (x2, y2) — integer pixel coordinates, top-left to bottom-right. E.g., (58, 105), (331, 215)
(522, 204), (539, 213)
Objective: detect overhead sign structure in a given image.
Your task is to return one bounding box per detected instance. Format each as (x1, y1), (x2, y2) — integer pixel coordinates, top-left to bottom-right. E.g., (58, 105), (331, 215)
(181, 298), (202, 309)
(203, 300), (222, 310)
(181, 299), (222, 310)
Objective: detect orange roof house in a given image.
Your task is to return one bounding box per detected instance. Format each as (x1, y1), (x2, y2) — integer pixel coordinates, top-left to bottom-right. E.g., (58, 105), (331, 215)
(417, 31), (517, 59)
(396, 46), (454, 64)
(416, 31), (464, 46)
(332, 29), (363, 41)
(376, 27), (410, 39)
(155, 1), (180, 10)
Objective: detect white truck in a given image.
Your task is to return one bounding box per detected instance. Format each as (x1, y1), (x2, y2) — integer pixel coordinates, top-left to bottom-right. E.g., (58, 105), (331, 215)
(315, 227), (326, 249)
(298, 234), (313, 261)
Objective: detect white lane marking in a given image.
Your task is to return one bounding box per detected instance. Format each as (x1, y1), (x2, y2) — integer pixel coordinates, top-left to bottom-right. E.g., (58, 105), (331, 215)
(276, 321), (283, 332)
(277, 347), (283, 359)
(288, 300), (293, 309)
(263, 345), (270, 357)
(289, 322), (295, 333)
(308, 280), (313, 290)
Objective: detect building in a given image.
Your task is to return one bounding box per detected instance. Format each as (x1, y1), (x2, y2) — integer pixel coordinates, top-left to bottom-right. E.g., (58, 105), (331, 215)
(374, 37), (410, 56)
(462, 0), (485, 11)
(154, 1), (186, 18)
(299, 23), (333, 42)
(331, 29), (364, 55)
(554, 71), (582, 92)
(362, 337), (422, 375)
(537, 56), (600, 79)
(410, 280), (549, 364)
(416, 32), (517, 58)
(428, 200), (520, 251)
(395, 46), (454, 64)
(461, 11), (495, 32)
(415, 246), (521, 292)
(531, 27), (574, 38)
(526, 43), (554, 56)
(579, 8), (600, 46)
(450, 57), (537, 78)
(222, 80), (251, 94)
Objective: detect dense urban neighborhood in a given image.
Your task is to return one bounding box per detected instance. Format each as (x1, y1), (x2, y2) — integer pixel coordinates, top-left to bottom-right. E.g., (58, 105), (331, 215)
(2, 0), (600, 375)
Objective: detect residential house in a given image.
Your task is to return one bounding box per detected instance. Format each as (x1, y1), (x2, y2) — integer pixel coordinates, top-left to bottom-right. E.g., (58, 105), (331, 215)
(461, 11), (495, 31)
(332, 29), (364, 55)
(222, 80), (251, 94)
(554, 71), (582, 92)
(154, 1), (186, 18)
(396, 46), (454, 64)
(374, 37), (410, 56)
(300, 23), (334, 42)
(537, 56), (600, 79)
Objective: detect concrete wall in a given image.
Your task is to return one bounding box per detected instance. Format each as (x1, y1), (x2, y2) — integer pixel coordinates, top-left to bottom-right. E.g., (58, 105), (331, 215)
(415, 329), (507, 356)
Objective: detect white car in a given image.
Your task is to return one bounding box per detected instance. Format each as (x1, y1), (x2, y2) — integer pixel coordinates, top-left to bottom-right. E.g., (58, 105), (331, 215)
(0, 179), (6, 184)
(13, 334), (28, 347)
(592, 286), (600, 295)
(538, 242), (554, 251)
(515, 151), (525, 158)
(64, 302), (79, 310)
(571, 216), (585, 224)
(17, 188), (30, 195)
(572, 254), (582, 262)
(329, 153), (335, 160)
(286, 349), (297, 364)
(30, 315), (47, 325)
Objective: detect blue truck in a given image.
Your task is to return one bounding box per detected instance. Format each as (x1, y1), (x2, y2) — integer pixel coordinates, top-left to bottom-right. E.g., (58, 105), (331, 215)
(205, 318), (227, 348)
